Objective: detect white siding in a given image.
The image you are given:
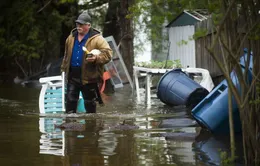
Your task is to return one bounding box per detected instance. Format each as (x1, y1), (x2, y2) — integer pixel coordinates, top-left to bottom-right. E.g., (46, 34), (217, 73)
(168, 25), (196, 68)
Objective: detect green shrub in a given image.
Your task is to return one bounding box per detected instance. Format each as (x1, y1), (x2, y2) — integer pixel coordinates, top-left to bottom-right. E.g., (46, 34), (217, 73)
(135, 59), (182, 69)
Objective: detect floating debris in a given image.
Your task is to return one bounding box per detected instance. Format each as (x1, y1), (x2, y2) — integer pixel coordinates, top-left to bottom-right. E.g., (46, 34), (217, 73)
(108, 120), (139, 130)
(160, 132), (199, 141)
(54, 122), (85, 131)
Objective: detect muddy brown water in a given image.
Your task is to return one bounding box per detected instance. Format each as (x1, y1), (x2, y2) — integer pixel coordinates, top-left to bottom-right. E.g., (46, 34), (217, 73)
(0, 83), (244, 166)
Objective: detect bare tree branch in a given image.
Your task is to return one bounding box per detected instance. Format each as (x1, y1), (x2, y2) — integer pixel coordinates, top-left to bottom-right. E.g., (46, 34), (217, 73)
(15, 57), (28, 78)
(209, 0), (236, 50)
(37, 0), (53, 13)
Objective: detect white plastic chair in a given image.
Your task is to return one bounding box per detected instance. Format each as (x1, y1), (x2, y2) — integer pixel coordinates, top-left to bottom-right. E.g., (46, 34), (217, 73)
(39, 72), (66, 114)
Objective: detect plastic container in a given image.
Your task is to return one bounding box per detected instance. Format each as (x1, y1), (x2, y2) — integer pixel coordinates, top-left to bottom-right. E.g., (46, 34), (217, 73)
(77, 92), (86, 113)
(192, 66), (253, 133)
(239, 50), (253, 82)
(192, 50), (253, 133)
(240, 48), (253, 68)
(157, 68), (209, 108)
(191, 73), (240, 133)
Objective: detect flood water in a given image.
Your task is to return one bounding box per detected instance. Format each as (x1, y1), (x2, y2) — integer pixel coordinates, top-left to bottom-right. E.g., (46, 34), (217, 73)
(0, 83), (244, 166)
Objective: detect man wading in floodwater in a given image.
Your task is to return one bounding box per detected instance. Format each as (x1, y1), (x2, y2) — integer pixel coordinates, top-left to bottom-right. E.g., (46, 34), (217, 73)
(61, 11), (112, 114)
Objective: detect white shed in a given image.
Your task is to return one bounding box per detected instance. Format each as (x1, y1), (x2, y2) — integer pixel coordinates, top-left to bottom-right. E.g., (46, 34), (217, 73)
(166, 10), (208, 68)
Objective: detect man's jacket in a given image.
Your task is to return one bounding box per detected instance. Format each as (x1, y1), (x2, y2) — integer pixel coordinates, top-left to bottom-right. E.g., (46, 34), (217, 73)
(61, 28), (112, 84)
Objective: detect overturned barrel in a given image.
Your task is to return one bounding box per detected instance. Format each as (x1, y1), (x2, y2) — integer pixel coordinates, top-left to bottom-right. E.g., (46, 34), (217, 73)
(191, 74), (241, 133)
(157, 68), (209, 108)
(192, 53), (253, 133)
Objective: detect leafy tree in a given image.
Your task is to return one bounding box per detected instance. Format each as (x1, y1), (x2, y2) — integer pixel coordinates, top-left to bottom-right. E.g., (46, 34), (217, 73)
(0, 0), (43, 76)
(0, 0), (134, 81)
(0, 0), (75, 78)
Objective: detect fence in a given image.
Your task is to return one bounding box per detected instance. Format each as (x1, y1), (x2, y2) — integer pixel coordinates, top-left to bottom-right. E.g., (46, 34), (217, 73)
(195, 18), (249, 85)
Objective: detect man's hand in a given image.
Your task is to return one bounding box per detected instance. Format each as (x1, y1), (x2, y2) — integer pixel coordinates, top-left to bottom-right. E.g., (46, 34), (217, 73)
(86, 49), (101, 62)
(86, 54), (97, 62)
(89, 49), (101, 56)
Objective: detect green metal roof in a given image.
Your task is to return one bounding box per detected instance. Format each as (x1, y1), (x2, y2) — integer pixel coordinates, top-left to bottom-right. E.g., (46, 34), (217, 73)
(166, 10), (208, 27)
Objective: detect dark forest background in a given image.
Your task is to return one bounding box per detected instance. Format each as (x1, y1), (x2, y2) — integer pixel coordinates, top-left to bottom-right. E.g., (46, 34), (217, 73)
(0, 0), (134, 82)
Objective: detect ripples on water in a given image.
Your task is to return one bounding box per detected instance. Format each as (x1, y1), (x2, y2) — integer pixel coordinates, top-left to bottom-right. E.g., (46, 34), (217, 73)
(0, 83), (244, 166)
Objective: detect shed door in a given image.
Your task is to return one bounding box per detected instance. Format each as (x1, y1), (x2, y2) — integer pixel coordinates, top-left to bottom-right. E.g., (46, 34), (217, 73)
(169, 25), (196, 68)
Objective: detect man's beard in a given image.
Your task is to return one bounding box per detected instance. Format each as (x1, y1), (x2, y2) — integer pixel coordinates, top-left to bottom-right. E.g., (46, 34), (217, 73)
(77, 28), (85, 35)
(76, 27), (83, 31)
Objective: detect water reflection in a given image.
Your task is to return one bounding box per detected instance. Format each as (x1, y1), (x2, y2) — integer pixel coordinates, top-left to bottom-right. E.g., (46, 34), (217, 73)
(133, 116), (200, 165)
(0, 83), (244, 166)
(37, 113), (235, 166)
(39, 118), (65, 156)
(194, 136), (227, 165)
(38, 117), (120, 165)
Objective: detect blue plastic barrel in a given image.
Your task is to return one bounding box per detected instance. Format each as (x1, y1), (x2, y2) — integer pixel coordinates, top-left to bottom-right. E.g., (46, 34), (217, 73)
(157, 68), (209, 108)
(191, 72), (241, 133)
(239, 50), (253, 77)
(192, 53), (253, 133)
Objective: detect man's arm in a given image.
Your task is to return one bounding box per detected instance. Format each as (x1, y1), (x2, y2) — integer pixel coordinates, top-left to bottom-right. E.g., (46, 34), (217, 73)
(60, 38), (69, 73)
(94, 36), (112, 65)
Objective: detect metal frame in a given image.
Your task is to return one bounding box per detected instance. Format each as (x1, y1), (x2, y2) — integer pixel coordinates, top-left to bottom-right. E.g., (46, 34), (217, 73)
(105, 36), (133, 89)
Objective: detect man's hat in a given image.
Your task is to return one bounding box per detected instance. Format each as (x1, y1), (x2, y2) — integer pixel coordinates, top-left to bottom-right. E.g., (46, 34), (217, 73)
(75, 11), (91, 24)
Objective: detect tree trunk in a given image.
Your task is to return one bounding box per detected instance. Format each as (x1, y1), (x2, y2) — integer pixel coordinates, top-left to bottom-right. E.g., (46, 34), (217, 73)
(118, 0), (134, 77)
(103, 1), (121, 42)
(103, 0), (134, 79)
(241, 104), (260, 165)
